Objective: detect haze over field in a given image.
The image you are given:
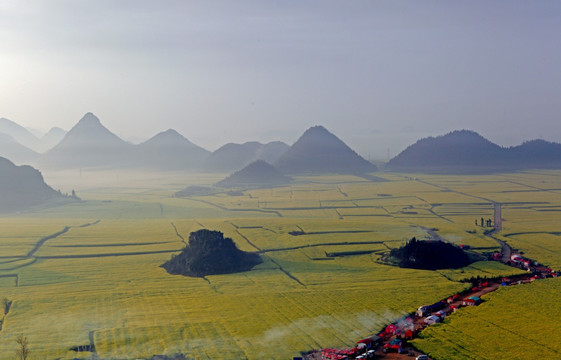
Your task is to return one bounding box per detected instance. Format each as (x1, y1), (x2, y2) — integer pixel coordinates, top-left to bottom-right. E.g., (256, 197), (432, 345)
(2, 3), (561, 359)
(1, 1), (561, 158)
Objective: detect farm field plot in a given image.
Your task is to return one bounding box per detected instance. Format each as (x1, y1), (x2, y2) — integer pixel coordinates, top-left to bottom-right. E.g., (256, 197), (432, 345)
(0, 218), (469, 359)
(436, 261), (526, 282)
(1, 170), (560, 359)
(413, 278), (561, 360)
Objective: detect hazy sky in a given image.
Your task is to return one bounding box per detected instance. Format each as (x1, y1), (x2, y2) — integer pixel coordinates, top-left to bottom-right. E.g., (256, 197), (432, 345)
(1, 1), (560, 159)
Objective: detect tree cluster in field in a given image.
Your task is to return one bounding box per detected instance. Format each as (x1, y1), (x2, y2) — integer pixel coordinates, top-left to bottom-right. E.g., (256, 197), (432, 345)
(161, 229), (262, 277)
(390, 237), (472, 270)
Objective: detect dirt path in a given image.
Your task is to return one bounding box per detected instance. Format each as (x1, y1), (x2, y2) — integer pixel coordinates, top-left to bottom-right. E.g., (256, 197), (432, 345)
(0, 221), (102, 273)
(26, 226), (71, 257)
(88, 331), (99, 359)
(485, 203), (511, 263)
(421, 227), (444, 241)
(493, 202), (502, 232)
(24, 220), (101, 258)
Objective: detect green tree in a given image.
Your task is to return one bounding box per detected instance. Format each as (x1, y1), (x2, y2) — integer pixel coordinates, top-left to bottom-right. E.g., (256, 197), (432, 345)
(15, 334), (30, 360)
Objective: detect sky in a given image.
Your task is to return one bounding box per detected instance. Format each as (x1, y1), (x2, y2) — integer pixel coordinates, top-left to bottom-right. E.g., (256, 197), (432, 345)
(1, 1), (560, 159)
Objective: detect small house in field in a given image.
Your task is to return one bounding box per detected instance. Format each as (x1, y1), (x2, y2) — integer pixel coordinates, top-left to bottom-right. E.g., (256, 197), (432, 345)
(462, 296), (482, 306)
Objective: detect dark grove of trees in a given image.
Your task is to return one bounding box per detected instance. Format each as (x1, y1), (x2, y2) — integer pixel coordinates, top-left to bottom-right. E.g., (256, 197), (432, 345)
(390, 237), (472, 270)
(161, 229), (262, 277)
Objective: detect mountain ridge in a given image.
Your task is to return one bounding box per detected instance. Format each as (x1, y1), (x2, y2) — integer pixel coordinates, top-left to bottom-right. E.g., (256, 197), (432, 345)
(0, 117), (42, 152)
(203, 141), (289, 173)
(0, 156), (63, 212)
(215, 160), (291, 188)
(275, 125), (377, 175)
(135, 129), (210, 170)
(388, 130), (561, 173)
(38, 113), (133, 168)
(0, 133), (40, 165)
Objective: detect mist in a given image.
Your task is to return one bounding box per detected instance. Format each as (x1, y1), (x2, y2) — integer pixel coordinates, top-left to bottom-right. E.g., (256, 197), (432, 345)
(0, 1), (560, 159)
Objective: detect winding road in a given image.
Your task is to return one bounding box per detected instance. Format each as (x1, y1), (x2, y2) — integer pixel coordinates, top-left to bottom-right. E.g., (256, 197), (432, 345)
(307, 199), (556, 360)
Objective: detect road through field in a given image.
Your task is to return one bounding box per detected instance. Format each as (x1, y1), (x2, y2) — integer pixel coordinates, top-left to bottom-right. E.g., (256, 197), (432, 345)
(307, 198), (558, 360)
(486, 202), (512, 262)
(416, 177), (511, 261)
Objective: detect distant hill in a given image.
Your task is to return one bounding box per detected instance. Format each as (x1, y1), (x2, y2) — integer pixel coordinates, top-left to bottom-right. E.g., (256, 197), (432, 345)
(38, 113), (211, 170)
(40, 127), (67, 152)
(387, 130), (561, 173)
(135, 129), (210, 170)
(275, 125), (377, 174)
(161, 229), (262, 277)
(0, 118), (68, 153)
(256, 141), (291, 163)
(508, 139), (561, 169)
(0, 117), (42, 152)
(25, 127), (45, 138)
(38, 112), (134, 169)
(203, 141), (289, 173)
(388, 130), (505, 173)
(0, 156), (62, 212)
(215, 160), (291, 188)
(0, 133), (40, 165)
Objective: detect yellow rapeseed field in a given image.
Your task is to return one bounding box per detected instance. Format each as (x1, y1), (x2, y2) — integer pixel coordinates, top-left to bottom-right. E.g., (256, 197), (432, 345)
(1, 169), (560, 359)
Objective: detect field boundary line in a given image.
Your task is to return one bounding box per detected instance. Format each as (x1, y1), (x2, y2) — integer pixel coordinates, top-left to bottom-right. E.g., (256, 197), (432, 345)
(258, 240), (394, 254)
(170, 222), (187, 246)
(0, 274), (18, 287)
(235, 229), (261, 251)
(179, 197), (283, 217)
(266, 256), (306, 288)
(35, 249), (180, 259)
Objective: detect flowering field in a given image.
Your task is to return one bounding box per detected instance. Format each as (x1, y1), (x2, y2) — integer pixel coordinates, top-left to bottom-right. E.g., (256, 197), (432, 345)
(0, 169), (560, 359)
